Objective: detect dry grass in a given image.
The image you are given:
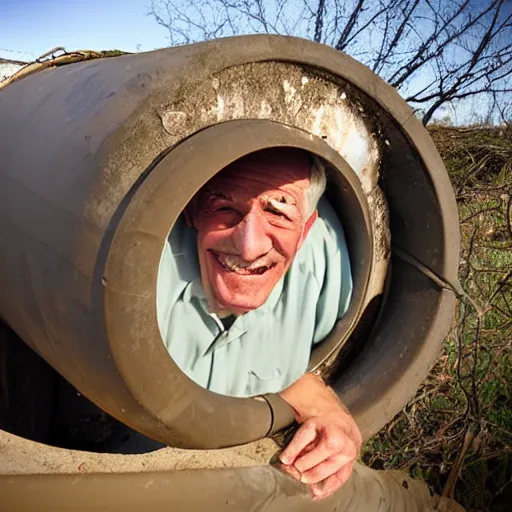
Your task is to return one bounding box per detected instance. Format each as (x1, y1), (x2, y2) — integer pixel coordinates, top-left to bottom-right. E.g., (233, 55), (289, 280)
(363, 125), (512, 512)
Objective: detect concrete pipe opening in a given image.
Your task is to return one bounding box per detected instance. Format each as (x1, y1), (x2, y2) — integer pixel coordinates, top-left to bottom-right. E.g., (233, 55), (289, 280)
(102, 120), (375, 447)
(102, 119), (376, 447)
(0, 35), (459, 453)
(154, 141), (373, 399)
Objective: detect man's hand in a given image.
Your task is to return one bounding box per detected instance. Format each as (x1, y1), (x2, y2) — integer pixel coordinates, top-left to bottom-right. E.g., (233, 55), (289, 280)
(278, 373), (362, 500)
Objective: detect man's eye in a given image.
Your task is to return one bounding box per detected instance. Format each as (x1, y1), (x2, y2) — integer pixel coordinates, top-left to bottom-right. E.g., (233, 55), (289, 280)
(215, 206), (235, 213)
(265, 205), (286, 217)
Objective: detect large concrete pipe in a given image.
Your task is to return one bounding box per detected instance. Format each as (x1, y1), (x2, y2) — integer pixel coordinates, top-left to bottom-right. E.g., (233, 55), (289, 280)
(0, 35), (459, 457)
(0, 430), (452, 512)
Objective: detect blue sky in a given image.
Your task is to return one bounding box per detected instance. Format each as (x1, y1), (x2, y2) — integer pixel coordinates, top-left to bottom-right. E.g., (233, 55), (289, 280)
(0, 0), (169, 61)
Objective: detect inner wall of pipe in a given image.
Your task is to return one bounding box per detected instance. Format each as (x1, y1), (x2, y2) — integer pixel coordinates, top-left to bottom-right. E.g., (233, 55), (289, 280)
(156, 149), (355, 397)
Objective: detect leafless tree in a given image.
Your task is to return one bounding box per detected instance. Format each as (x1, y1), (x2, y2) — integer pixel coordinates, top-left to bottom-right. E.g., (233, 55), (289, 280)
(148, 0), (512, 125)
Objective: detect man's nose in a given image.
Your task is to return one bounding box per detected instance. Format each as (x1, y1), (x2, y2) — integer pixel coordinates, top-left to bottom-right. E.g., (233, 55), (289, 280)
(232, 211), (272, 262)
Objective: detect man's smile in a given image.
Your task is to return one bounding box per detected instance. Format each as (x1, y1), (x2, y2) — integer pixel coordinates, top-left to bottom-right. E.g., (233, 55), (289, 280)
(210, 250), (277, 276)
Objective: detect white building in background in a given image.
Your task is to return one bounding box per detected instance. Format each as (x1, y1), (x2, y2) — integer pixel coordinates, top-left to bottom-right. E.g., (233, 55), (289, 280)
(0, 58), (27, 81)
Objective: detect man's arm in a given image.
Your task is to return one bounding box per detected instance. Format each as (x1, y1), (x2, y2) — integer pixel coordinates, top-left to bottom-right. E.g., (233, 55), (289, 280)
(278, 373), (362, 500)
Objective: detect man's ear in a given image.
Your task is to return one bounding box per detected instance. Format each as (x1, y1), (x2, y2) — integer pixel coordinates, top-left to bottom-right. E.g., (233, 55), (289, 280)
(299, 210), (318, 248)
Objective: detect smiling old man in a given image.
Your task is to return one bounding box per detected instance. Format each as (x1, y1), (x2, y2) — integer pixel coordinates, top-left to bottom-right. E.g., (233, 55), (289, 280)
(157, 148), (361, 499)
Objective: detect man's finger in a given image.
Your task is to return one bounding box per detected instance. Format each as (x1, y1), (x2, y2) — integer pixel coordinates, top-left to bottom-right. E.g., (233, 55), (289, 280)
(279, 422), (317, 465)
(293, 430), (350, 473)
(300, 452), (354, 484)
(277, 462), (302, 481)
(310, 463), (354, 500)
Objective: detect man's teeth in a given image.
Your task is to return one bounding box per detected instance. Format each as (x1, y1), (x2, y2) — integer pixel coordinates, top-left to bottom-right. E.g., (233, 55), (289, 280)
(220, 255), (247, 269)
(216, 254), (273, 274)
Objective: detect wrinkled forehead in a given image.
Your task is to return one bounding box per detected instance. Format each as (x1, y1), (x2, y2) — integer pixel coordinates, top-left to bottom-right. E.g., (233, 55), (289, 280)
(197, 148), (312, 201)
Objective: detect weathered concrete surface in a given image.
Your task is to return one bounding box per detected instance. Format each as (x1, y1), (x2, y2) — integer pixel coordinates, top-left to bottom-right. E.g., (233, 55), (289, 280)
(160, 62), (381, 192)
(0, 428), (464, 511)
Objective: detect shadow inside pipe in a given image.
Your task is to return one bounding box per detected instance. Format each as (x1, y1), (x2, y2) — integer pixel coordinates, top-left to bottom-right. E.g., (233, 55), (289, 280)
(323, 293), (385, 384)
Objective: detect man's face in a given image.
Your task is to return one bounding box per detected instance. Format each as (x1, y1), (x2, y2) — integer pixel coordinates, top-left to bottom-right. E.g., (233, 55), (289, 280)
(189, 150), (315, 316)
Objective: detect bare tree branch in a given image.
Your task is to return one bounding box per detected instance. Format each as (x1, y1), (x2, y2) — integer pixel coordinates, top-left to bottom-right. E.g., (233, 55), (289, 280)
(314, 0), (327, 42)
(334, 0), (366, 51)
(147, 0), (512, 125)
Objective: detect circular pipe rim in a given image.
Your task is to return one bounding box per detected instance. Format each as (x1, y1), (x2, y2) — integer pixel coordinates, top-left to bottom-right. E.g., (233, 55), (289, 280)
(103, 119), (374, 448)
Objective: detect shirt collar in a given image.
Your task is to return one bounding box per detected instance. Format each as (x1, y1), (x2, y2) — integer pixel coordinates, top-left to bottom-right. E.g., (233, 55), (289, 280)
(180, 273), (286, 356)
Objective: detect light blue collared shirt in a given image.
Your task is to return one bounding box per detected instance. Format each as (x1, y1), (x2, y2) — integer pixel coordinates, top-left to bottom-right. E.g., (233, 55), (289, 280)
(156, 197), (352, 397)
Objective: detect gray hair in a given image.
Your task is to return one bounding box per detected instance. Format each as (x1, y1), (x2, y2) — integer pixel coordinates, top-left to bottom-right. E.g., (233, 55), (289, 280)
(304, 156), (327, 218)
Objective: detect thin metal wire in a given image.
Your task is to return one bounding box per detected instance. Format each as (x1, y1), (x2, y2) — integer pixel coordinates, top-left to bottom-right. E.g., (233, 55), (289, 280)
(392, 244), (484, 317)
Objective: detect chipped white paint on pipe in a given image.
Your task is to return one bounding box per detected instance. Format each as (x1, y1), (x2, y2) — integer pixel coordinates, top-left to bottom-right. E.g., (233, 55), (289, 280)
(160, 64), (381, 195)
(259, 99), (272, 117)
(311, 105), (326, 136)
(216, 94), (225, 122)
